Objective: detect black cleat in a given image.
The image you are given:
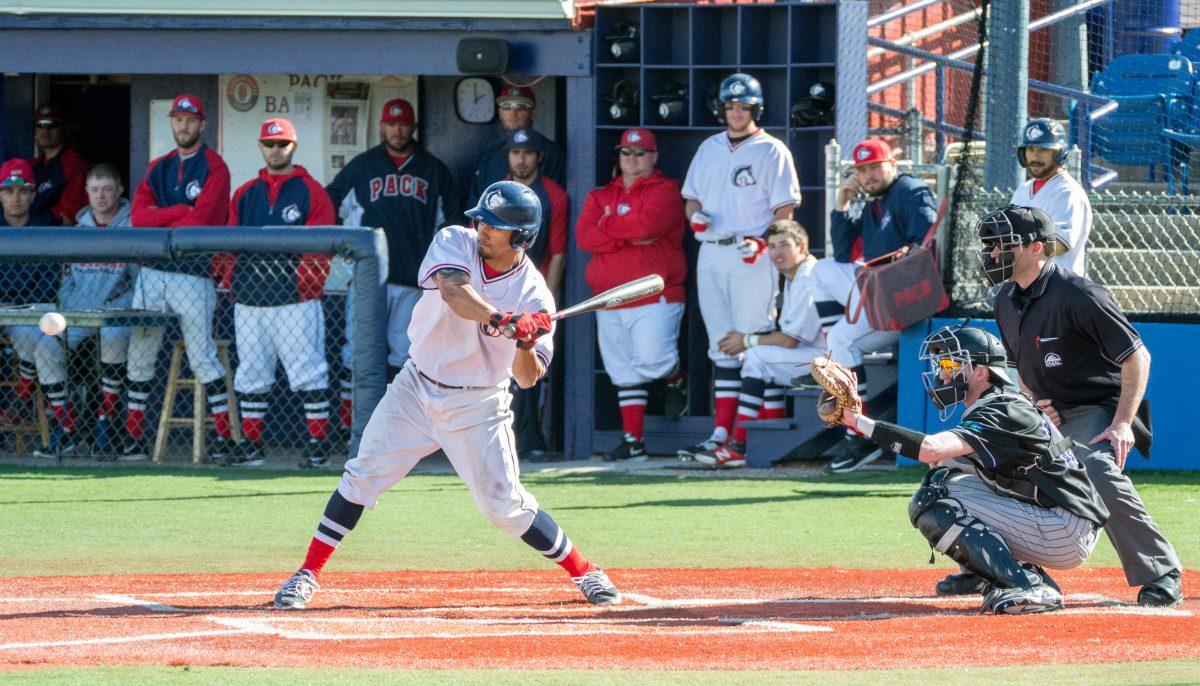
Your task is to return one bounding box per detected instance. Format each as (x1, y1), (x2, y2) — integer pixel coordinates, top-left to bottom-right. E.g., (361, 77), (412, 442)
(222, 439), (266, 468)
(34, 429), (83, 461)
(604, 433), (648, 462)
(299, 438), (330, 469)
(119, 434), (150, 462)
(824, 436), (884, 474)
(207, 435), (236, 463)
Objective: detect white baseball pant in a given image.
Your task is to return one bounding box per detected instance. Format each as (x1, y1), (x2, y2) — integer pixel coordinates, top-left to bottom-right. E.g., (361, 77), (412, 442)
(34, 327), (130, 386)
(233, 300), (328, 395)
(697, 242), (775, 368)
(812, 258), (899, 368)
(596, 299), (684, 388)
(126, 267), (225, 385)
(337, 362), (539, 537)
(741, 341), (825, 387)
(5, 326), (39, 364)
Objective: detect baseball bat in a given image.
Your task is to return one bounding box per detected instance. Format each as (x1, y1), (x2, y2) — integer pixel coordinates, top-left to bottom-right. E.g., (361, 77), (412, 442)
(501, 274), (665, 338)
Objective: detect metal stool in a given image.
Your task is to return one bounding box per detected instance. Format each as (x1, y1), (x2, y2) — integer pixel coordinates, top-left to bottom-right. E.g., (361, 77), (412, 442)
(153, 340), (240, 463)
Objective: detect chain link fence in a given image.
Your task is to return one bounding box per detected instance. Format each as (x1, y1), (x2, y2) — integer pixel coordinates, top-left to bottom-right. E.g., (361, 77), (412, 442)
(0, 228), (386, 467)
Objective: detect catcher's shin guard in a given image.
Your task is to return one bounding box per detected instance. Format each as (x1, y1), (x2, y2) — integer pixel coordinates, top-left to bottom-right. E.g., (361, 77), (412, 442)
(909, 469), (1039, 591)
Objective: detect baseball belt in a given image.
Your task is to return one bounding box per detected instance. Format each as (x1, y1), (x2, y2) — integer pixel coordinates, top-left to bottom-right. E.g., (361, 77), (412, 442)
(417, 369), (487, 391)
(708, 235), (753, 245)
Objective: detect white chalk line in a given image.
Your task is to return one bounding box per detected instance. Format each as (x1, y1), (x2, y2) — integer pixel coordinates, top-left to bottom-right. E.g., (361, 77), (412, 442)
(0, 629), (250, 651)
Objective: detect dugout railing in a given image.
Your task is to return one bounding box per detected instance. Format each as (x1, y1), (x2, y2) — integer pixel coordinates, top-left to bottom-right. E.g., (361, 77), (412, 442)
(0, 226), (387, 464)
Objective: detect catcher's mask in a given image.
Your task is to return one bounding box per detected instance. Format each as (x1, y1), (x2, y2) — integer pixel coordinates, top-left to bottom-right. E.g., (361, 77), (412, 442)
(919, 325), (1009, 420)
(973, 204), (1066, 288)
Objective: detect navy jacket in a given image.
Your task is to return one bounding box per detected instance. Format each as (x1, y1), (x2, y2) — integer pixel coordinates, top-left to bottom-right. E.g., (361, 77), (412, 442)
(0, 213), (60, 304)
(468, 128), (566, 204)
(829, 174), (938, 262)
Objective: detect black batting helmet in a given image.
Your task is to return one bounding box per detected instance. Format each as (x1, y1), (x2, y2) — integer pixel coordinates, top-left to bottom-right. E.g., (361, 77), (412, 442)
(466, 180), (542, 250)
(1017, 118), (1069, 168)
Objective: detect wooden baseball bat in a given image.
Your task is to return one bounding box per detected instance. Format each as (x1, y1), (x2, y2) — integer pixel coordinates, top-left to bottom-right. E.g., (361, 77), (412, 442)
(502, 274), (665, 338)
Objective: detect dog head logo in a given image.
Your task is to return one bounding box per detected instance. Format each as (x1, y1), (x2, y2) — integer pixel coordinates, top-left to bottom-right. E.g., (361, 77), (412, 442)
(628, 131), (641, 142)
(281, 204), (302, 224)
(485, 190), (505, 210)
(185, 180), (202, 200)
(1044, 352), (1063, 368)
(1026, 124), (1044, 141)
(617, 203), (631, 215)
(732, 165), (757, 187)
(267, 122), (282, 135)
(856, 147), (871, 162)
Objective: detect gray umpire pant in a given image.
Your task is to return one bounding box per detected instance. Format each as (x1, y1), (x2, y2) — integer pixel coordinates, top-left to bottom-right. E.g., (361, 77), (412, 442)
(1059, 404), (1180, 586)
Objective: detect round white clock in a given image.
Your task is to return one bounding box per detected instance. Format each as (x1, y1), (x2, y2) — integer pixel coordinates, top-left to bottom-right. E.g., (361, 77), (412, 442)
(456, 77), (495, 124)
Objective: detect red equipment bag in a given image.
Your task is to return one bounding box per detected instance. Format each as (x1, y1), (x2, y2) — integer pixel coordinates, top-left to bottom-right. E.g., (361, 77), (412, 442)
(846, 197), (950, 331)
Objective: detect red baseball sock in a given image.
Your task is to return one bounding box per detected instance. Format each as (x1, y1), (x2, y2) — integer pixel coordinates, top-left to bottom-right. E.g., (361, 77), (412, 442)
(307, 417), (329, 440)
(301, 538), (337, 578)
(558, 546), (596, 578)
(616, 386), (648, 440)
(242, 417), (265, 443)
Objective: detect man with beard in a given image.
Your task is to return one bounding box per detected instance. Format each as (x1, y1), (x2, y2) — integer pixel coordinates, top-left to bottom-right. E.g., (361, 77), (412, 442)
(677, 73), (801, 462)
(124, 94), (232, 462)
(467, 85), (565, 203)
(812, 138), (939, 473)
(222, 118), (334, 469)
(326, 99), (455, 437)
(1008, 118), (1090, 276)
(29, 103), (88, 226)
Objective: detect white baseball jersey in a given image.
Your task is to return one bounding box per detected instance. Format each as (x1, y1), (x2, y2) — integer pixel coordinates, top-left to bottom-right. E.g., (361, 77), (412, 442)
(409, 226), (555, 387)
(681, 130), (801, 238)
(776, 255), (821, 344)
(1010, 171), (1091, 276)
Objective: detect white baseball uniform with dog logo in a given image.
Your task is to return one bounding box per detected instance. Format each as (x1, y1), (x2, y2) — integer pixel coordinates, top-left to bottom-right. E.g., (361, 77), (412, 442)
(1010, 170), (1091, 276)
(338, 226), (554, 537)
(742, 254), (825, 385)
(681, 130), (800, 366)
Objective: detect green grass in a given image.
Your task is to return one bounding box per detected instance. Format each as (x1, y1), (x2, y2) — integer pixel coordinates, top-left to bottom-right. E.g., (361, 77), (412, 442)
(8, 662), (1200, 685)
(1, 464), (1197, 576)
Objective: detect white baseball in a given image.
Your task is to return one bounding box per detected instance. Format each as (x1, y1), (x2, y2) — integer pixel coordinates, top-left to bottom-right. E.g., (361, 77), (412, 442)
(39, 311), (67, 336)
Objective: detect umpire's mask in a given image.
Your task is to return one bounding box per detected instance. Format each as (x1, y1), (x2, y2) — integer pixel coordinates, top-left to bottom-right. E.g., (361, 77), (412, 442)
(974, 204), (1067, 288)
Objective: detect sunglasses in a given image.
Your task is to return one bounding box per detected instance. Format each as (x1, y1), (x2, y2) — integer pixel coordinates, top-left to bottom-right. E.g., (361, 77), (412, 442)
(498, 102), (532, 111)
(35, 122), (62, 129)
(619, 147), (647, 157)
(260, 140), (291, 149)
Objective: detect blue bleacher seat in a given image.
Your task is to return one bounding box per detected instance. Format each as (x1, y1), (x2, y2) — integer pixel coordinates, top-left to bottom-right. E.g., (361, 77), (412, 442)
(1090, 53), (1196, 194)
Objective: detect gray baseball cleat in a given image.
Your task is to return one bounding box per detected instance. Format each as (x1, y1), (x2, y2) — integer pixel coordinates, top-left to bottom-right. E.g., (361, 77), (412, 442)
(573, 568), (621, 606)
(981, 583), (1063, 615)
(274, 569), (319, 609)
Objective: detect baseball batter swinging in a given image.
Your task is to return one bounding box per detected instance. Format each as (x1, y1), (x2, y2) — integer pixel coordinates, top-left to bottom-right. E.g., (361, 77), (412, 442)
(274, 180), (620, 609)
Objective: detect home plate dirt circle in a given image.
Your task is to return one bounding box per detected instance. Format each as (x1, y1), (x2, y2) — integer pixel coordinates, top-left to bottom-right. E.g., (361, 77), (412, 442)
(1, 568), (1196, 671)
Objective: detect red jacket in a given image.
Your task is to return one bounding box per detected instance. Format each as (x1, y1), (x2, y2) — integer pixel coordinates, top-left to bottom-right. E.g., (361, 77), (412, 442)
(575, 169), (686, 308)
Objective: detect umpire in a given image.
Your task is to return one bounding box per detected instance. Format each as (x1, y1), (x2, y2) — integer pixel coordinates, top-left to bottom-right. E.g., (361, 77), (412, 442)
(946, 204), (1182, 607)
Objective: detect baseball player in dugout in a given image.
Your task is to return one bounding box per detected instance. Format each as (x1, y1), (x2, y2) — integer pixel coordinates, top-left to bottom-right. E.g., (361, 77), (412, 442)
(123, 94), (233, 462)
(1009, 118), (1091, 276)
(499, 126), (568, 461)
(959, 204), (1183, 607)
(0, 159), (59, 429)
(815, 138), (939, 473)
(697, 219), (828, 469)
(326, 98), (455, 438)
(575, 127), (687, 462)
(273, 180), (620, 611)
(678, 72), (801, 461)
(468, 84), (566, 203)
(30, 103), (88, 226)
(828, 324), (1108, 614)
(32, 164), (138, 461)
(221, 118), (335, 469)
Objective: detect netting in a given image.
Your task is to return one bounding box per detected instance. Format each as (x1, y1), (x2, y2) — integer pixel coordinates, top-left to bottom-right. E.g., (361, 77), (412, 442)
(0, 250), (357, 465)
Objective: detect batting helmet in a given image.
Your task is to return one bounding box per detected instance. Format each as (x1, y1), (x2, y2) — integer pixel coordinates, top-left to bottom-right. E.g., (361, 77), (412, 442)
(716, 73), (763, 122)
(466, 180), (542, 250)
(1017, 118), (1068, 168)
(919, 324), (1011, 420)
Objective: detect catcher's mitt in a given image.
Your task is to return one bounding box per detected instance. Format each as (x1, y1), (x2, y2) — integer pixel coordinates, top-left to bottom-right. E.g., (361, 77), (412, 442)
(811, 355), (862, 424)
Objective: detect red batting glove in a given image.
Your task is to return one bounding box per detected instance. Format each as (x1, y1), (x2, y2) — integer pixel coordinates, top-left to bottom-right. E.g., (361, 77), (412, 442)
(738, 236), (768, 264)
(490, 310), (515, 331)
(689, 210), (712, 233)
(515, 311), (553, 349)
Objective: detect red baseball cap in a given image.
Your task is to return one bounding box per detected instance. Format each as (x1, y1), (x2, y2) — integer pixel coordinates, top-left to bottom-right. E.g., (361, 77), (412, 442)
(497, 85), (536, 109)
(259, 117), (297, 143)
(851, 138), (894, 167)
(169, 94), (205, 119)
(380, 99), (415, 124)
(616, 128), (657, 152)
(34, 103), (66, 126)
(0, 158), (36, 188)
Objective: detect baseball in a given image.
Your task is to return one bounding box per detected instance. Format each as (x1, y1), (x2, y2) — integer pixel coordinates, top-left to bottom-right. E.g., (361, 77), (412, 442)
(38, 311), (67, 336)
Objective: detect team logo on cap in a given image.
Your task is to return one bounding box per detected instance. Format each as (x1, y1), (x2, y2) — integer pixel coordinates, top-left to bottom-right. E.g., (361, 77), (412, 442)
(185, 180), (202, 200)
(179, 98), (193, 110)
(390, 105), (402, 117)
(281, 204), (302, 224)
(617, 203), (631, 215)
(1026, 124), (1044, 140)
(267, 122), (282, 135)
(1044, 352), (1063, 368)
(810, 83), (827, 97)
(628, 131), (641, 142)
(485, 190), (505, 210)
(732, 165), (757, 187)
(729, 81), (745, 95)
(514, 131), (529, 143)
(856, 147), (871, 161)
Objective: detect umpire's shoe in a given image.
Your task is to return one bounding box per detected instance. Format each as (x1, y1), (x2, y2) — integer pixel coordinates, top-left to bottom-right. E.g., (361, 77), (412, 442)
(935, 571), (988, 596)
(1138, 569), (1183, 607)
(573, 569), (621, 606)
(981, 583), (1063, 615)
(274, 569), (319, 610)
(604, 433), (648, 463)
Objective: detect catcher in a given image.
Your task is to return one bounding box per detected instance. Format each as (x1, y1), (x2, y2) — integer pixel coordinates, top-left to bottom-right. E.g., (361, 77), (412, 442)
(812, 325), (1109, 614)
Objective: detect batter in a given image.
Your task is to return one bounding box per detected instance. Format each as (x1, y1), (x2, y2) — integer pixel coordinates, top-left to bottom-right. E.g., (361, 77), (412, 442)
(273, 181), (620, 609)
